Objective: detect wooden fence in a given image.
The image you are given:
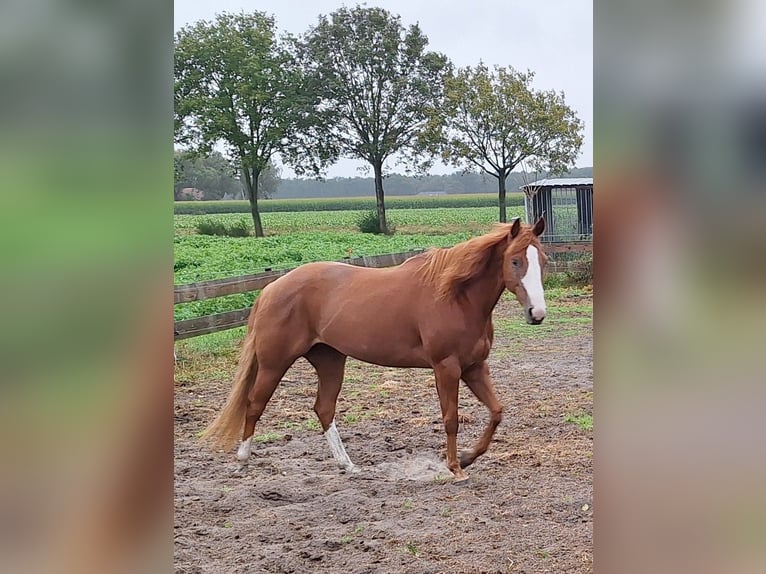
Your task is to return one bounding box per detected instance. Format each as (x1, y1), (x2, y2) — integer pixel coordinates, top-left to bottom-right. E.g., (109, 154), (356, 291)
(174, 243), (591, 340)
(174, 250), (426, 340)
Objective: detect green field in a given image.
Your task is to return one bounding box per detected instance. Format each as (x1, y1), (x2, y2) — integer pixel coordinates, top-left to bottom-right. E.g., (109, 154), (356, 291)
(174, 206), (525, 236)
(174, 200), (531, 321)
(174, 192), (524, 214)
(174, 230), (482, 321)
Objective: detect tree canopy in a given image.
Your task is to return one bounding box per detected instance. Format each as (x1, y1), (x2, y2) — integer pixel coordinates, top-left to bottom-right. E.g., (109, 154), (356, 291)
(174, 150), (281, 200)
(173, 10), (588, 230)
(174, 151), (238, 200)
(425, 64), (584, 222)
(174, 12), (307, 236)
(293, 6), (451, 233)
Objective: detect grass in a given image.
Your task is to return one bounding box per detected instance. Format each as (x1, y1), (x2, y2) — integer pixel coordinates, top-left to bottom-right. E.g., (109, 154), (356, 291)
(173, 229), (475, 321)
(340, 524), (365, 545)
(174, 207), (524, 237)
(278, 418), (322, 433)
(404, 541), (419, 556)
(304, 419), (320, 431)
(174, 206), (591, 343)
(173, 229), (474, 282)
(493, 286), (592, 342)
(254, 431), (282, 443)
(173, 207), (532, 321)
(564, 413), (593, 431)
(175, 327), (245, 357)
(375, 388), (390, 398)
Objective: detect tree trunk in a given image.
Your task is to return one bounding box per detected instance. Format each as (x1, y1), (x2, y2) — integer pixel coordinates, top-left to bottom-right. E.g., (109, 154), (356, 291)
(498, 173), (507, 223)
(242, 167), (265, 237)
(372, 160), (389, 234)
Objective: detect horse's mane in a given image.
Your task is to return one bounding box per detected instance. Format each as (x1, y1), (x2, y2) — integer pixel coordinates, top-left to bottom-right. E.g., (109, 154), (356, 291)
(414, 223), (526, 300)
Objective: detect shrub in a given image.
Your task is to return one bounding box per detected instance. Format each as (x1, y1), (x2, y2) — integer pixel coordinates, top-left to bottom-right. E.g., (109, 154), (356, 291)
(195, 218), (227, 236)
(564, 254), (593, 286)
(195, 217), (251, 237)
(543, 273), (565, 289)
(227, 218), (252, 237)
(357, 210), (396, 234)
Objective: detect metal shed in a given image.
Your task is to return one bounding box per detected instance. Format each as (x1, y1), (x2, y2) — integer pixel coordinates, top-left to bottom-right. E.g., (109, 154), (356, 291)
(521, 177), (593, 242)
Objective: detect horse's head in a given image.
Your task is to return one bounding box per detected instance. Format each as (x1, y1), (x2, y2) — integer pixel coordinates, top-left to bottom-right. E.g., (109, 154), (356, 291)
(502, 217), (548, 325)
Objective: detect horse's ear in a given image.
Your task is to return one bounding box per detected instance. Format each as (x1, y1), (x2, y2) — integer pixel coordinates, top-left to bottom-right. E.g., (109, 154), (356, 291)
(510, 218), (521, 238)
(532, 215), (545, 236)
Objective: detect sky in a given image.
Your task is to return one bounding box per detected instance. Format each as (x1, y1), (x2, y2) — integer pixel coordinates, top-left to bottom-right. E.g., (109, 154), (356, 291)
(174, 0), (593, 178)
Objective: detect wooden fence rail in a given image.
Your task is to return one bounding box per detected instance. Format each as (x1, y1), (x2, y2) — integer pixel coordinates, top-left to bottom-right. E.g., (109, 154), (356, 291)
(174, 249), (426, 340)
(173, 244), (591, 340)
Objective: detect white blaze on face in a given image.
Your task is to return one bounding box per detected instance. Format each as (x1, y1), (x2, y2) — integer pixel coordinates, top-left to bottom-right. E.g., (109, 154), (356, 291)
(521, 245), (546, 320)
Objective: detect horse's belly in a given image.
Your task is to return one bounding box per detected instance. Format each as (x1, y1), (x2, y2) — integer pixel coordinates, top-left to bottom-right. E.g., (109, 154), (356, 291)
(318, 325), (429, 368)
(330, 336), (430, 369)
(346, 349), (431, 369)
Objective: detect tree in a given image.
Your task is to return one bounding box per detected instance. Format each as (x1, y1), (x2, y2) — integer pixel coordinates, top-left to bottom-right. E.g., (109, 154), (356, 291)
(256, 161), (282, 199)
(426, 64), (583, 222)
(174, 150), (240, 200)
(174, 12), (306, 236)
(293, 6), (450, 234)
(173, 150), (281, 200)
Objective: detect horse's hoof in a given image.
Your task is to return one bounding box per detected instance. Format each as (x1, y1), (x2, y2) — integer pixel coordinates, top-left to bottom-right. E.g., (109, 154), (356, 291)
(452, 471), (470, 484)
(231, 463), (249, 476)
(459, 451), (474, 469)
(345, 464), (362, 474)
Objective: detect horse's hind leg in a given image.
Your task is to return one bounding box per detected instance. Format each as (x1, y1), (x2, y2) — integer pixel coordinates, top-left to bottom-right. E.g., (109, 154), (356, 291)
(304, 345), (358, 472)
(459, 361), (503, 469)
(237, 362), (292, 465)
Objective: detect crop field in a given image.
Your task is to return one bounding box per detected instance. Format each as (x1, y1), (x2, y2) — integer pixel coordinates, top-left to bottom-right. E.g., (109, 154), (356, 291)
(174, 231), (466, 320)
(174, 206), (526, 236)
(174, 192), (525, 215)
(173, 205), (526, 320)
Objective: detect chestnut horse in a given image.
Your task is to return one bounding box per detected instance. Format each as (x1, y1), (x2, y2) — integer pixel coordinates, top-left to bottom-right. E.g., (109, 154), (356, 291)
(203, 217), (548, 481)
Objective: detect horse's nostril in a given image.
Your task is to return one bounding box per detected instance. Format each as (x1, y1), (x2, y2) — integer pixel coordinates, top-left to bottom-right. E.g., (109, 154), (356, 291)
(526, 307), (545, 325)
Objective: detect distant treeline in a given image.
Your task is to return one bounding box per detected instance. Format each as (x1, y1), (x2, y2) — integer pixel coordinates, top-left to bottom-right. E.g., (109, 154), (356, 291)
(275, 167), (592, 199)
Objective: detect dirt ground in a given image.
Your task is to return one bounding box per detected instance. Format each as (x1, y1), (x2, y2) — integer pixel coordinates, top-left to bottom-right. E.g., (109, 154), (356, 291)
(174, 293), (593, 573)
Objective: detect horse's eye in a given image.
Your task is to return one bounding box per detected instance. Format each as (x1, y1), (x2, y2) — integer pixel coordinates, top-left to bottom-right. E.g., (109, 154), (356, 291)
(512, 259), (521, 268)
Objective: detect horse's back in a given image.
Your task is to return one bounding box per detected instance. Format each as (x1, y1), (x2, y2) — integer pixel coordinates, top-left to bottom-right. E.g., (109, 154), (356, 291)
(257, 261), (404, 320)
(264, 261), (368, 296)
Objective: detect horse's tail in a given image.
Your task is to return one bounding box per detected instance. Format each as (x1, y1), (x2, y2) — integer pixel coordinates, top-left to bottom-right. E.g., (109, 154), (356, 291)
(201, 306), (259, 450)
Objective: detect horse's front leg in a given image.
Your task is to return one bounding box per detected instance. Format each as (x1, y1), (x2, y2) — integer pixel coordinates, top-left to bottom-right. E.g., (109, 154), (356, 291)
(433, 359), (468, 482)
(459, 361), (503, 469)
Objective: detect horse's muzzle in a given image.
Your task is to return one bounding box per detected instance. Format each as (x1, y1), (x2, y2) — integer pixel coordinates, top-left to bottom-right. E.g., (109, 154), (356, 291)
(526, 307), (545, 325)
